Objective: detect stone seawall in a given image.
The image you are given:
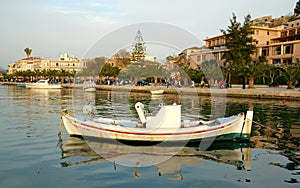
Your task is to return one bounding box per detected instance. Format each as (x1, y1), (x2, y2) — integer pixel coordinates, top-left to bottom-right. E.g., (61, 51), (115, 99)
(2, 82), (300, 100)
(65, 84), (300, 100)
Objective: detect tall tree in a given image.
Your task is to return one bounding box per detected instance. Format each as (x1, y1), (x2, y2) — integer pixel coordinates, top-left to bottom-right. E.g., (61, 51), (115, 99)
(99, 63), (120, 78)
(221, 13), (257, 88)
(295, 0), (300, 15)
(24, 48), (32, 58)
(131, 30), (146, 62)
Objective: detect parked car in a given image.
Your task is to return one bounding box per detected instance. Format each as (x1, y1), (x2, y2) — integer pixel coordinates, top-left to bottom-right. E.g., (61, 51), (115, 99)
(116, 79), (133, 85)
(136, 80), (149, 86)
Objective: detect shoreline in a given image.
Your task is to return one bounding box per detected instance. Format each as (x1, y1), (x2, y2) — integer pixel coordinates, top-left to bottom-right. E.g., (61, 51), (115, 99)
(2, 82), (300, 100)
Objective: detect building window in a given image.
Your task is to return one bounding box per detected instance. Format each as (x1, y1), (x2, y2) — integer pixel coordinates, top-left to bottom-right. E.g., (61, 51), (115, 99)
(256, 30), (259, 35)
(215, 53), (220, 60)
(73, 63), (75, 66)
(272, 59), (281, 65)
(267, 31), (270, 35)
(284, 45), (293, 54)
(283, 58), (292, 64)
(262, 47), (269, 56)
(267, 41), (269, 45)
(56, 63), (59, 67)
(273, 46), (281, 55)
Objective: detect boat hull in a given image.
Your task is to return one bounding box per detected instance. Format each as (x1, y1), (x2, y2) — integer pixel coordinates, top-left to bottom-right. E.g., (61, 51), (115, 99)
(26, 79), (62, 89)
(83, 87), (96, 92)
(62, 112), (252, 142)
(26, 85), (62, 89)
(150, 90), (164, 95)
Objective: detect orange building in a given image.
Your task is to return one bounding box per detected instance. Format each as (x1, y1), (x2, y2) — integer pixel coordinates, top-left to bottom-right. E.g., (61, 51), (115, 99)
(203, 15), (300, 66)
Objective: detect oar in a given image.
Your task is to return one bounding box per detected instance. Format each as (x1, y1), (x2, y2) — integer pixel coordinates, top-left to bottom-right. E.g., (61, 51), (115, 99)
(252, 120), (266, 128)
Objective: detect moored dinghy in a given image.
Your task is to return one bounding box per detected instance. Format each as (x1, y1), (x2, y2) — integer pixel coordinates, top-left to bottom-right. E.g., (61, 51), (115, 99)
(26, 79), (62, 89)
(61, 102), (253, 142)
(150, 89), (164, 95)
(83, 81), (96, 92)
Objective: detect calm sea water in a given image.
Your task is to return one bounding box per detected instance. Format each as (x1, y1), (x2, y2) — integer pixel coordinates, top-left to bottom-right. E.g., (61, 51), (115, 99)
(0, 85), (299, 188)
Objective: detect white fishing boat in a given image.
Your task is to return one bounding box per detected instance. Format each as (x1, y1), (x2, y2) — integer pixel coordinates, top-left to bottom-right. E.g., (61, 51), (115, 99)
(150, 89), (164, 95)
(61, 102), (253, 142)
(26, 79), (62, 89)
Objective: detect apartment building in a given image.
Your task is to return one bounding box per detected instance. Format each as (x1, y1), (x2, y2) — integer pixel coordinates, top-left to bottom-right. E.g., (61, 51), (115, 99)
(179, 14), (300, 68)
(8, 53), (84, 74)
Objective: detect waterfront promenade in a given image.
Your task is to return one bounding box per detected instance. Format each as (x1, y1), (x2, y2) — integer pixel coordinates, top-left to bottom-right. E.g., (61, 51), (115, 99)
(1, 82), (300, 100)
(98, 86), (300, 100)
(66, 84), (300, 100)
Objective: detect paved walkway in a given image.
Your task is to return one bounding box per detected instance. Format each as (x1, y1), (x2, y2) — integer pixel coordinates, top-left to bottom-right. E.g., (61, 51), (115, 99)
(2, 82), (300, 100)
(88, 84), (300, 100)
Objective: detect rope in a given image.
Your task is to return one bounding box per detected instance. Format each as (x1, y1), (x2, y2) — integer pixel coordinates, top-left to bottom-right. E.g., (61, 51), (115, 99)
(58, 107), (73, 136)
(252, 120), (266, 128)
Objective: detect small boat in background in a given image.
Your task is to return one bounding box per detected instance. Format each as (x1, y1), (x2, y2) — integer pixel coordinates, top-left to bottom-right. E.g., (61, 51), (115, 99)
(17, 83), (27, 88)
(26, 79), (62, 89)
(83, 81), (96, 92)
(150, 89), (164, 95)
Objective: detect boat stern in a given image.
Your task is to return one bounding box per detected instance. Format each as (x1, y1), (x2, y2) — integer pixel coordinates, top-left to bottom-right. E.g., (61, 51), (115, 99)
(240, 110), (254, 140)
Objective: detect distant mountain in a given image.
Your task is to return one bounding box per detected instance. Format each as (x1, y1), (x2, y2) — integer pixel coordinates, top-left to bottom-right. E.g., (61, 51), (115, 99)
(0, 67), (7, 73)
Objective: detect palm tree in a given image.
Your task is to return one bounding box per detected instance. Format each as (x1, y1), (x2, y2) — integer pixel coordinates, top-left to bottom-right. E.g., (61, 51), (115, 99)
(281, 65), (300, 89)
(182, 65), (204, 85)
(69, 70), (76, 83)
(200, 60), (223, 87)
(41, 69), (48, 79)
(25, 70), (34, 82)
(46, 69), (58, 82)
(143, 64), (167, 86)
(24, 48), (32, 58)
(14, 71), (25, 81)
(120, 64), (144, 84)
(263, 65), (282, 85)
(245, 64), (262, 88)
(231, 63), (258, 89)
(59, 69), (68, 83)
(33, 69), (41, 81)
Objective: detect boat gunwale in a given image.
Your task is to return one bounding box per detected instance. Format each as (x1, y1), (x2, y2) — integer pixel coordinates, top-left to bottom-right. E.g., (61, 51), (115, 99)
(63, 113), (244, 137)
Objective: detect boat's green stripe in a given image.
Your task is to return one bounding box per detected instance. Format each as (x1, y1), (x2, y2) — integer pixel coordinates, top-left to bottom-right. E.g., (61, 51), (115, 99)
(215, 133), (251, 141)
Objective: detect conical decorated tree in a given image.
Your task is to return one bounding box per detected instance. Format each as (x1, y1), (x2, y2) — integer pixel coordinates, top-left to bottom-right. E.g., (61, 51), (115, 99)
(131, 30), (146, 62)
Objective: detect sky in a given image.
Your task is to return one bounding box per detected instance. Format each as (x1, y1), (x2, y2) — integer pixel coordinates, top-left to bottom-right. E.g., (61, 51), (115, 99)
(0, 0), (297, 69)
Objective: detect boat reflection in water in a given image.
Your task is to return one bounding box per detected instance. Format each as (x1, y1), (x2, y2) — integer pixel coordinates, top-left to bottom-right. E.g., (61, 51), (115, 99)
(58, 136), (251, 180)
